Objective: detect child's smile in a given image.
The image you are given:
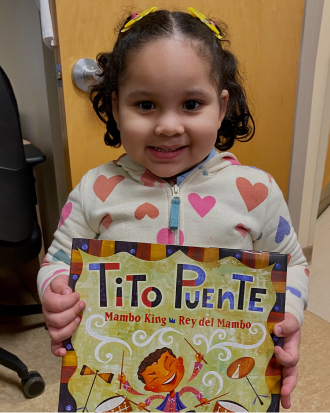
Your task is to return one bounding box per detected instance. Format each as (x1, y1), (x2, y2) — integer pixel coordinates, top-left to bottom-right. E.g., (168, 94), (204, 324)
(148, 145), (188, 160)
(112, 38), (228, 182)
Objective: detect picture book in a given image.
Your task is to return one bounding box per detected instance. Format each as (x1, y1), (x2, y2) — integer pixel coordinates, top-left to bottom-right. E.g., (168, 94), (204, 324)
(58, 239), (287, 413)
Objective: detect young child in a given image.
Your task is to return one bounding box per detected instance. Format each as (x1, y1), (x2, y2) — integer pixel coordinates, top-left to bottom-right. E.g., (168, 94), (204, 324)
(38, 7), (308, 410)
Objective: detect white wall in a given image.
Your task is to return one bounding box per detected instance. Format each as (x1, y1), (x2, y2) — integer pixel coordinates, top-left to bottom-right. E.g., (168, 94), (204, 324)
(288, 0), (330, 249)
(0, 0), (66, 250)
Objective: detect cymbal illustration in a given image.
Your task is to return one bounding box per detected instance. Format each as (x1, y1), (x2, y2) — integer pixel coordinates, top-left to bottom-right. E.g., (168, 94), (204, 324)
(226, 357), (264, 406)
(227, 357), (255, 379)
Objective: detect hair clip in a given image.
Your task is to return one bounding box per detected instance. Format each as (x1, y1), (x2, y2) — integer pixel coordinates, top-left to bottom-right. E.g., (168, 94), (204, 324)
(187, 7), (222, 39)
(121, 7), (158, 32)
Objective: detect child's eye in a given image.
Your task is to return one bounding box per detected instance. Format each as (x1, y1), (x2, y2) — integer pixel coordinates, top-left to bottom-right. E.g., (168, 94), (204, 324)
(183, 100), (201, 111)
(137, 101), (155, 110)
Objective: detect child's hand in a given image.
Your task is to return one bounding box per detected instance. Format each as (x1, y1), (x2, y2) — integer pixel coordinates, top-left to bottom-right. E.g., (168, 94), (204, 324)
(273, 312), (301, 409)
(42, 273), (86, 357)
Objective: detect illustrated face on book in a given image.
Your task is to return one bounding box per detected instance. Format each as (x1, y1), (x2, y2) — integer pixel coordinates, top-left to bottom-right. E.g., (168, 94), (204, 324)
(138, 348), (185, 393)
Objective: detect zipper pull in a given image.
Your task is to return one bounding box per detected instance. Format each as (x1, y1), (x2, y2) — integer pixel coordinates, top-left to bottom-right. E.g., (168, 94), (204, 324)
(169, 184), (180, 230)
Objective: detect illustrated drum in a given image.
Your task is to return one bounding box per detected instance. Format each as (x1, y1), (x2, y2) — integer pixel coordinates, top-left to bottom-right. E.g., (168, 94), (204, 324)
(213, 400), (248, 412)
(95, 396), (132, 412)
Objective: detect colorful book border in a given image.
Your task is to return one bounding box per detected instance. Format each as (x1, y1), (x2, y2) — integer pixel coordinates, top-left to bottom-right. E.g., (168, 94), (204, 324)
(58, 239), (287, 413)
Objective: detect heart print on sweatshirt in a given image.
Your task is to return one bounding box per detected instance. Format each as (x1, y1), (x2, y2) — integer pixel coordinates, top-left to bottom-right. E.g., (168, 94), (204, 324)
(188, 193), (216, 218)
(236, 177), (268, 212)
(93, 175), (125, 202)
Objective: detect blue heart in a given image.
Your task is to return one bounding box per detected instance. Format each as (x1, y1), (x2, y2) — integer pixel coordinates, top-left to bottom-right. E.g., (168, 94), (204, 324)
(275, 216), (290, 243)
(286, 286), (302, 298)
(52, 249), (71, 265)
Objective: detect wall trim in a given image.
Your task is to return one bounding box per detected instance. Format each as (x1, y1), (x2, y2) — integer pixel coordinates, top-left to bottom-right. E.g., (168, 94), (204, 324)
(287, 0), (324, 235)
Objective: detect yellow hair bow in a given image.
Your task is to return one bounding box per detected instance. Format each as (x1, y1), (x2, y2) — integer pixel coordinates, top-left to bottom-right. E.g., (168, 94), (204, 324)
(121, 7), (158, 32)
(187, 7), (222, 39)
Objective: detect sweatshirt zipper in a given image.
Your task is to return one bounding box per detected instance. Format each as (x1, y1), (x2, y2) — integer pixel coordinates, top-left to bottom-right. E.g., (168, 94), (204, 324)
(166, 155), (219, 244)
(169, 184), (180, 233)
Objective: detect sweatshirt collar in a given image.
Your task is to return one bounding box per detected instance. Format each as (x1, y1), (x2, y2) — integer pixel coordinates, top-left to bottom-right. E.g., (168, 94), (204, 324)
(176, 148), (216, 186)
(115, 150), (239, 186)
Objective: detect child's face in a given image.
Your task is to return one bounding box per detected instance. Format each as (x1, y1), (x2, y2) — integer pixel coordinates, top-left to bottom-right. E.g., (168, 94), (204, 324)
(112, 38), (228, 180)
(141, 351), (185, 393)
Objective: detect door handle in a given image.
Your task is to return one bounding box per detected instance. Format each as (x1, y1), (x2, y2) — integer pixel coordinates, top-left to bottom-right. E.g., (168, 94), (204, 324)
(72, 58), (102, 92)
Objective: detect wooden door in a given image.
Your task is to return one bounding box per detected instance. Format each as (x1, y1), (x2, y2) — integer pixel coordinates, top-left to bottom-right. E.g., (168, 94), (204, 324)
(52, 0), (304, 197)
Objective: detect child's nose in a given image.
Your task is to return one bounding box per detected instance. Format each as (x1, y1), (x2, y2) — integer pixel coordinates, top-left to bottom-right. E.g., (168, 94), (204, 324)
(155, 112), (184, 136)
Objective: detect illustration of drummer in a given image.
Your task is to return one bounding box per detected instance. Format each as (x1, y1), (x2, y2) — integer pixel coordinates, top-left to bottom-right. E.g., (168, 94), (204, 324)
(118, 347), (210, 412)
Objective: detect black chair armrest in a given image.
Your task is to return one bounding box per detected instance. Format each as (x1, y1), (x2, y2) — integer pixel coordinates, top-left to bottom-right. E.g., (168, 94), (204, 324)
(23, 144), (46, 166)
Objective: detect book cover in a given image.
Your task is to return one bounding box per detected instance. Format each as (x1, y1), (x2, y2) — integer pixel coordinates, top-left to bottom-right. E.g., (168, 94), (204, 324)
(58, 239), (286, 413)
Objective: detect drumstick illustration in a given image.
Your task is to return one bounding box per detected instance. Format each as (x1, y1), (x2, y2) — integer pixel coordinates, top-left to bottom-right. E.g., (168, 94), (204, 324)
(184, 338), (208, 364)
(116, 393), (151, 412)
(119, 351), (124, 390)
(83, 369), (99, 412)
(194, 392), (229, 408)
(246, 376), (264, 405)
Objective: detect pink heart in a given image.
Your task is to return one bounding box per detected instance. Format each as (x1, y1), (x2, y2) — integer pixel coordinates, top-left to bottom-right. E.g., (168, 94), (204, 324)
(157, 228), (184, 245)
(112, 153), (127, 165)
(188, 193), (216, 218)
(267, 173), (273, 183)
(101, 214), (113, 229)
(235, 223), (251, 238)
(59, 202), (72, 228)
(135, 203), (159, 220)
(236, 177), (268, 212)
(223, 156), (241, 166)
(93, 175), (125, 202)
(304, 268), (309, 277)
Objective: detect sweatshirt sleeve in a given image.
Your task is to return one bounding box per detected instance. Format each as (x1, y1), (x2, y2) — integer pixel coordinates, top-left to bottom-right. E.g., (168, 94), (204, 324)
(37, 173), (97, 300)
(253, 177), (309, 325)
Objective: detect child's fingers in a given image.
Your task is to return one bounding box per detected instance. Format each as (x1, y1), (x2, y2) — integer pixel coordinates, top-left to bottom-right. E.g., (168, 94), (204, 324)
(273, 313), (300, 337)
(47, 316), (81, 344)
(275, 324), (301, 367)
(280, 365), (298, 409)
(51, 340), (67, 357)
(274, 345), (299, 368)
(45, 300), (85, 329)
(42, 287), (80, 313)
(49, 273), (71, 294)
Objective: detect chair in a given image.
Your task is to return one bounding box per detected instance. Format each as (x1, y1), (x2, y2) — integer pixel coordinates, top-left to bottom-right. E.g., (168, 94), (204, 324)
(0, 66), (46, 397)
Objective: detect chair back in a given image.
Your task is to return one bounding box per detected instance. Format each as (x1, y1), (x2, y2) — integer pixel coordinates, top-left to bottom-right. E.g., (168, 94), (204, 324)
(0, 67), (35, 243)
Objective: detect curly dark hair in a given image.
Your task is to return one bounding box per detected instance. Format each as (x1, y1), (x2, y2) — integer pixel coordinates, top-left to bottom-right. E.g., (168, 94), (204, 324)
(90, 9), (254, 151)
(137, 347), (176, 384)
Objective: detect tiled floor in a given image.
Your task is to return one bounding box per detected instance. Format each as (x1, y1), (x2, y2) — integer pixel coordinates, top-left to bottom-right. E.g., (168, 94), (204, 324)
(0, 207), (329, 412)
